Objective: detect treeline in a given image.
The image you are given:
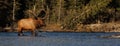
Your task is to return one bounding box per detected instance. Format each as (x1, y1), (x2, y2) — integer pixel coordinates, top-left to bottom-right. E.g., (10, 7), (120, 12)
(0, 0), (120, 30)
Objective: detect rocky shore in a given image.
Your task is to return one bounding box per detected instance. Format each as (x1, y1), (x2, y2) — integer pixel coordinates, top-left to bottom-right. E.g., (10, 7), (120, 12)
(43, 23), (120, 32)
(76, 23), (120, 32)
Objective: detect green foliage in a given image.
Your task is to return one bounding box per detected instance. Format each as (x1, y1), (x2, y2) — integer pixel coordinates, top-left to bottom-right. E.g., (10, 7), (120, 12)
(63, 0), (112, 29)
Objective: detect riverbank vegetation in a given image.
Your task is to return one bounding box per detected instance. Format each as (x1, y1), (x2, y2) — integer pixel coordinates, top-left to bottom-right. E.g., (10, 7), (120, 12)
(0, 0), (120, 32)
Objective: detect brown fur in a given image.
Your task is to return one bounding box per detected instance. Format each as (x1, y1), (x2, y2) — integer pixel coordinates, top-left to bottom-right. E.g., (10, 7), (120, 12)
(17, 18), (45, 36)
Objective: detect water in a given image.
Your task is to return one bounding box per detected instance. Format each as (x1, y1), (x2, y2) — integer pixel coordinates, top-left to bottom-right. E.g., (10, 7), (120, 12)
(0, 32), (120, 46)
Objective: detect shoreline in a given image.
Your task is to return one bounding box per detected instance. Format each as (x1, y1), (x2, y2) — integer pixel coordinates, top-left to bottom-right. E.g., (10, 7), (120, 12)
(1, 23), (120, 33)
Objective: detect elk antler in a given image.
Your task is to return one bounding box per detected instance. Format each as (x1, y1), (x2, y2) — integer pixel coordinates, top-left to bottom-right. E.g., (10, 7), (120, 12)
(38, 9), (47, 19)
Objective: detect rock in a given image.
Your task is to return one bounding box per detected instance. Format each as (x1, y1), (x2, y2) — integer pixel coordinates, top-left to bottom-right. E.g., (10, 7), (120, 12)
(101, 34), (120, 39)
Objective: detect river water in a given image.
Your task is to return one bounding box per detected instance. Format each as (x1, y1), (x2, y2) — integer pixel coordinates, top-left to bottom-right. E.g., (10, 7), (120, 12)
(0, 32), (120, 46)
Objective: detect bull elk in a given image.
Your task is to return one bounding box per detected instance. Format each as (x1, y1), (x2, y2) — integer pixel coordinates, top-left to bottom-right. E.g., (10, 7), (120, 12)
(17, 18), (46, 36)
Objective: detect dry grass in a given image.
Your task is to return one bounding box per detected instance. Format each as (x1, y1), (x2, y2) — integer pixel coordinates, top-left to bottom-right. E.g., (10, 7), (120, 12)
(43, 23), (63, 32)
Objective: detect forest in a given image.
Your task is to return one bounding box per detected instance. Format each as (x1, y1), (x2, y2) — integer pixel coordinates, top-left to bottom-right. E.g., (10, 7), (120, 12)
(0, 0), (120, 32)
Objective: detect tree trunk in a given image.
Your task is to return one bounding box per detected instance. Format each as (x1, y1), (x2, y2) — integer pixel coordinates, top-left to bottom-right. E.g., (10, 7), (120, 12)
(13, 0), (15, 21)
(58, 0), (61, 23)
(12, 0), (16, 31)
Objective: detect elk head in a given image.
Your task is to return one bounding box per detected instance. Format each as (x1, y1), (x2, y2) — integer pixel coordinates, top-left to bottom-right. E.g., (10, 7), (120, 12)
(36, 18), (46, 27)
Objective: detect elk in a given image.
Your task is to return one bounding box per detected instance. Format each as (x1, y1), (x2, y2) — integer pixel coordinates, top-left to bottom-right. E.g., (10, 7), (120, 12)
(17, 18), (46, 36)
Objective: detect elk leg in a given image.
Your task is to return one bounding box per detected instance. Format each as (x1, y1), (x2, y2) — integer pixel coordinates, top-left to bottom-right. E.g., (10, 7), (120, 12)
(18, 30), (23, 36)
(18, 28), (23, 36)
(35, 30), (38, 36)
(31, 30), (37, 36)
